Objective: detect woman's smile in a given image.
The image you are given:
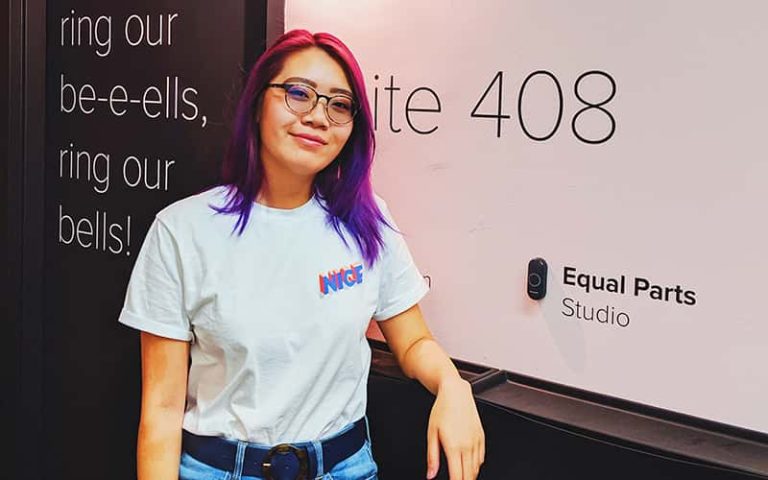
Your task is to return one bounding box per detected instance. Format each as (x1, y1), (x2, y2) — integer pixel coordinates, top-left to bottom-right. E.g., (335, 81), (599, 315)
(290, 132), (328, 147)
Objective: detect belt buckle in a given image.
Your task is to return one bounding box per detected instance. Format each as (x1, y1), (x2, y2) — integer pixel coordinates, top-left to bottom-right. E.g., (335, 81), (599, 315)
(262, 443), (309, 480)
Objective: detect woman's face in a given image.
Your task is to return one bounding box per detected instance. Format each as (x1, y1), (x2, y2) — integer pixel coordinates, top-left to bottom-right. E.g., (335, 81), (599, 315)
(258, 47), (355, 181)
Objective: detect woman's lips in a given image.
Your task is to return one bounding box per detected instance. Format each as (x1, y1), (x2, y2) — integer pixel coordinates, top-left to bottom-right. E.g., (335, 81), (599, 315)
(291, 133), (326, 147)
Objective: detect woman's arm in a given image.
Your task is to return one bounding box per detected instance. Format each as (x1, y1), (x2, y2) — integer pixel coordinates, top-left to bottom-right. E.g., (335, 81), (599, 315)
(137, 331), (190, 480)
(377, 303), (460, 394)
(378, 304), (485, 480)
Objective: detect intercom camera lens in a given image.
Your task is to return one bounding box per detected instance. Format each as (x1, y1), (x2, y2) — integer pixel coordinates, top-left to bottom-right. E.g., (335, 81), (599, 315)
(527, 257), (548, 300)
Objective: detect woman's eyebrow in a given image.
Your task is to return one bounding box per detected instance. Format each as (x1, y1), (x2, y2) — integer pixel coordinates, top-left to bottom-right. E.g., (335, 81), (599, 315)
(282, 76), (353, 97)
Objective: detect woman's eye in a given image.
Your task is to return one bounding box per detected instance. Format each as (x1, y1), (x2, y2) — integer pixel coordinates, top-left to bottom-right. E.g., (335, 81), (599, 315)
(331, 99), (353, 112)
(287, 86), (311, 101)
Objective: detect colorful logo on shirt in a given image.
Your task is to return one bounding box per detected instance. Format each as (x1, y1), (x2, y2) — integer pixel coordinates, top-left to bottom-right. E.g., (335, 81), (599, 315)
(319, 263), (364, 295)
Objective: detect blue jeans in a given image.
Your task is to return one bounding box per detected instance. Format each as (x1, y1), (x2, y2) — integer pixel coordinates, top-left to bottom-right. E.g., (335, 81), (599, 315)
(179, 416), (379, 480)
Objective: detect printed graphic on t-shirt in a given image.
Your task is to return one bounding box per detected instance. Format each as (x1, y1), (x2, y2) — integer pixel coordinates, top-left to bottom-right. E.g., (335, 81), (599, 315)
(319, 263), (364, 295)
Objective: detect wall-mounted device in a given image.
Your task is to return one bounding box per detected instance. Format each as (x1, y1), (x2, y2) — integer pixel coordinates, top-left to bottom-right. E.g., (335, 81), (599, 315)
(527, 257), (548, 300)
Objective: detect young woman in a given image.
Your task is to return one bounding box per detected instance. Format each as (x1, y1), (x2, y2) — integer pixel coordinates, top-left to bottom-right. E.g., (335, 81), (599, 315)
(119, 29), (484, 480)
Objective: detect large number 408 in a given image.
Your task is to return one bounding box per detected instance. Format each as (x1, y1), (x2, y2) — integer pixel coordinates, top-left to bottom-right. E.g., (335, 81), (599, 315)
(470, 70), (616, 144)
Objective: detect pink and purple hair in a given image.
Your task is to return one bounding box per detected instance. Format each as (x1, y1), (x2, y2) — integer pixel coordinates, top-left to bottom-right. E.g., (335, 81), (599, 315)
(209, 29), (392, 268)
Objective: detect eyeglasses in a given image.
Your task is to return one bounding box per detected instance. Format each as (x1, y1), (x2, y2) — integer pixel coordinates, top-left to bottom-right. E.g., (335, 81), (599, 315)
(266, 83), (358, 125)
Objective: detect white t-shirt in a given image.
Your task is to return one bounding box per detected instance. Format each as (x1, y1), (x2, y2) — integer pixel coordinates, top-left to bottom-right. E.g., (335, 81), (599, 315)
(118, 185), (429, 445)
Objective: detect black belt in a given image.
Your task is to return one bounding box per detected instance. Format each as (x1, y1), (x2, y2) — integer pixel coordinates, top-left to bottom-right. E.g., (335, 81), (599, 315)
(182, 417), (367, 480)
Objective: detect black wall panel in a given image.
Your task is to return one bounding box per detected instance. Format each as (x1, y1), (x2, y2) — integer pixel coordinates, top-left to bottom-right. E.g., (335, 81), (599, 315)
(21, 1), (267, 478)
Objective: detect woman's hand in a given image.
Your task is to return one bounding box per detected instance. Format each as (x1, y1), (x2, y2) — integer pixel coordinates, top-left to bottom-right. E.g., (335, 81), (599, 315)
(374, 306), (485, 478)
(426, 377), (485, 479)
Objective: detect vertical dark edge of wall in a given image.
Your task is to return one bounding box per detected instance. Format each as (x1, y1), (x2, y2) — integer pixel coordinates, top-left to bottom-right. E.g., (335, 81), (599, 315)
(265, 0), (285, 49)
(2, 0), (17, 474)
(244, 0), (269, 74)
(8, 0), (46, 479)
(7, 0), (23, 478)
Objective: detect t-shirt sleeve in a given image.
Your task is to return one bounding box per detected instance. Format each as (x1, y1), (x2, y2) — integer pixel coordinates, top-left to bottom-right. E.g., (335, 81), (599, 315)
(117, 216), (193, 341)
(372, 200), (430, 321)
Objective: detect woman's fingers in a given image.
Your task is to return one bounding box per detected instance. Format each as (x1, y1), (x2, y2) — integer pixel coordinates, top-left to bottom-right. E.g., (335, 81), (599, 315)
(446, 445), (463, 480)
(462, 449), (474, 480)
(427, 423), (440, 479)
(474, 440), (482, 478)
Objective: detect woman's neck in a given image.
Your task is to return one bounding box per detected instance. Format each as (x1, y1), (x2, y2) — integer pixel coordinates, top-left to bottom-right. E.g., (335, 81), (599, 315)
(256, 179), (313, 209)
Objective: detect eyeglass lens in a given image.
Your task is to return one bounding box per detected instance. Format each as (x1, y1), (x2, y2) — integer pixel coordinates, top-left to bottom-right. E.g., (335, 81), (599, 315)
(284, 84), (355, 124)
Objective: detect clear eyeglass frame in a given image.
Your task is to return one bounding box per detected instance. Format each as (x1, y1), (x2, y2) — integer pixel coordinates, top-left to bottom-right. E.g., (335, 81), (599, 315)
(266, 82), (358, 125)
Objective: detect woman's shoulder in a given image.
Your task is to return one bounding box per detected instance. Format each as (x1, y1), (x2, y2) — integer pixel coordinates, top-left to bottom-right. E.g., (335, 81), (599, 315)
(155, 184), (231, 232)
(371, 191), (390, 216)
(372, 192), (399, 228)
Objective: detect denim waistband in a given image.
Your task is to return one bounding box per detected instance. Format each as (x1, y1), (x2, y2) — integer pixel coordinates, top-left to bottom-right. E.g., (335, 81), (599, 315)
(182, 417), (368, 479)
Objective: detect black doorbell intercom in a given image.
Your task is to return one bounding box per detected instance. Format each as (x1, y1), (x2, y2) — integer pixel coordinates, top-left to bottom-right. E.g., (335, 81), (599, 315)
(527, 257), (548, 300)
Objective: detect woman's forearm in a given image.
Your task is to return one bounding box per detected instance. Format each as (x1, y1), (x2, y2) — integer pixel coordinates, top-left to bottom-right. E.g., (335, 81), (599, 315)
(401, 337), (466, 396)
(137, 408), (185, 480)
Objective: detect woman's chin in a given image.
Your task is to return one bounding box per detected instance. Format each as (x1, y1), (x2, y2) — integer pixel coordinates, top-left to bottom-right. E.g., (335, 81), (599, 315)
(288, 161), (331, 178)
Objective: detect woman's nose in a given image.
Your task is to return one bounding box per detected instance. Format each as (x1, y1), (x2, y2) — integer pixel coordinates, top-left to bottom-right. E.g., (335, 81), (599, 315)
(302, 98), (330, 127)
